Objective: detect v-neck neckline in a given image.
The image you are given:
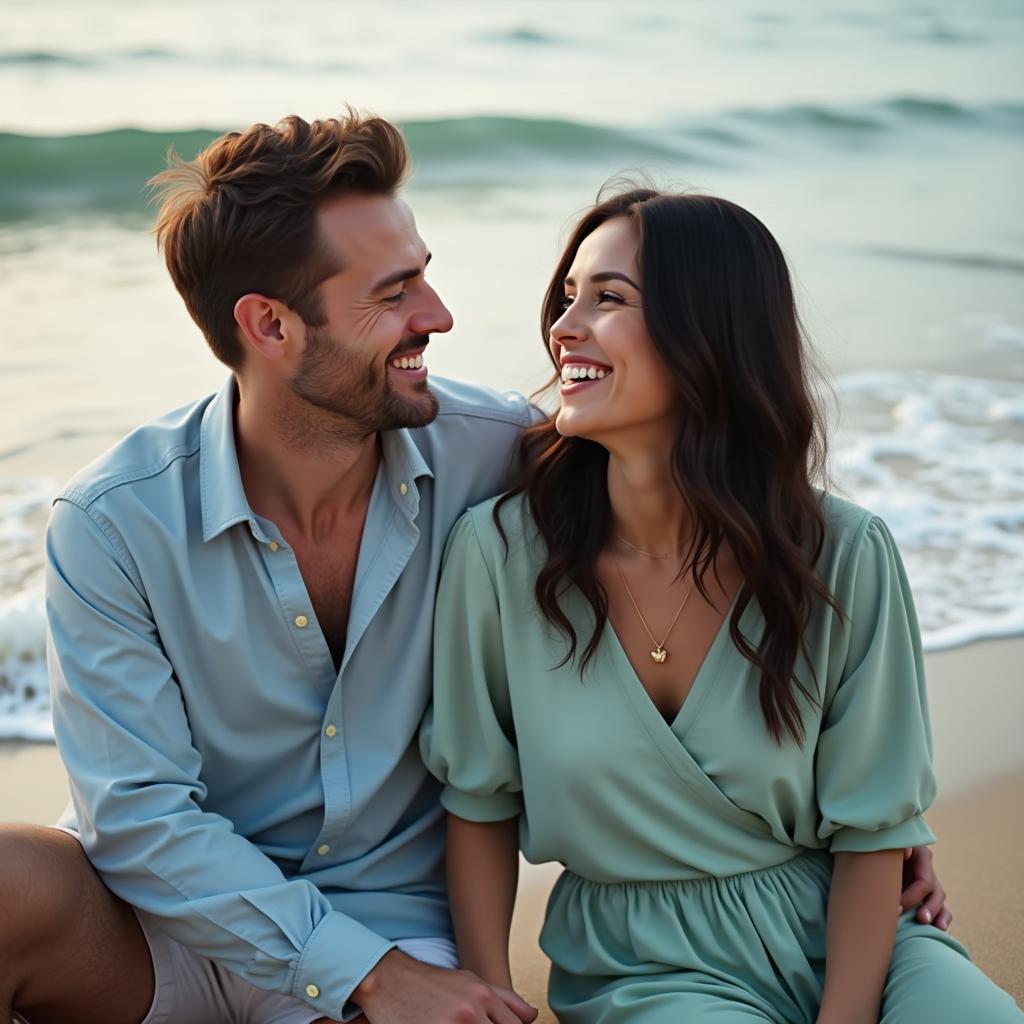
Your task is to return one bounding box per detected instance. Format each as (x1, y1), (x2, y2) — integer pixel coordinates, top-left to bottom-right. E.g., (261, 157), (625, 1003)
(604, 587), (746, 741)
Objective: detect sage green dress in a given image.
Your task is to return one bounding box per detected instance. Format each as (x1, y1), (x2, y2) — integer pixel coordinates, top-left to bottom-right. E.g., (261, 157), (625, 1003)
(421, 493), (1022, 1022)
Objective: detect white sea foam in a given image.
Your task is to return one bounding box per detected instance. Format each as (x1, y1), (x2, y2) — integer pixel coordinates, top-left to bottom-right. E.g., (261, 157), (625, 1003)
(0, 477), (54, 739)
(962, 311), (1024, 351)
(0, 587), (51, 740)
(0, 370), (1022, 741)
(834, 370), (1024, 652)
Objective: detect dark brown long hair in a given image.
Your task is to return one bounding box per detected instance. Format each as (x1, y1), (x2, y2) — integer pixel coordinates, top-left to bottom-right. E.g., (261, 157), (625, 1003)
(497, 186), (839, 744)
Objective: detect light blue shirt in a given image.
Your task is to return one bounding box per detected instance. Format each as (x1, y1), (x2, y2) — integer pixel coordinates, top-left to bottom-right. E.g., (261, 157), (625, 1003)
(46, 375), (536, 1020)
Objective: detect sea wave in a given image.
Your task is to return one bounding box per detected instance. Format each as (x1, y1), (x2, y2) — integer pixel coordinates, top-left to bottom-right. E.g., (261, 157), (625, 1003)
(1, 97), (1021, 219)
(0, 47), (357, 72)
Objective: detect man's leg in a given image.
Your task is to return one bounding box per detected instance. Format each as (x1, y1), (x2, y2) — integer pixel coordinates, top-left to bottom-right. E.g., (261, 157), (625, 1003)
(0, 824), (154, 1024)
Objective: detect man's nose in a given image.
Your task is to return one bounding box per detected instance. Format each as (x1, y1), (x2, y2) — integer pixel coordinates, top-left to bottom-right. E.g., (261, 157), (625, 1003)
(411, 285), (454, 336)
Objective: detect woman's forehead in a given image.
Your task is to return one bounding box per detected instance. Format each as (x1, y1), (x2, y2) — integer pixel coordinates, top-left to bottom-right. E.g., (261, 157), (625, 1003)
(571, 217), (639, 274)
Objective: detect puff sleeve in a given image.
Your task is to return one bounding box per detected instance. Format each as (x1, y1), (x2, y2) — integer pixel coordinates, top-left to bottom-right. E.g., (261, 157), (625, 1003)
(420, 511), (523, 822)
(815, 516), (937, 853)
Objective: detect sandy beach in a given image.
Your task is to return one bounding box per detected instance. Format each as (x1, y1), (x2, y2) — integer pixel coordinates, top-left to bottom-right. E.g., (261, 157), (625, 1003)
(2, 637), (1021, 1015)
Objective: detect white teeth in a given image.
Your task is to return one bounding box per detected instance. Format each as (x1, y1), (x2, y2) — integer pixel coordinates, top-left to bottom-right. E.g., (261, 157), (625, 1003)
(393, 354), (425, 370)
(561, 364), (610, 384)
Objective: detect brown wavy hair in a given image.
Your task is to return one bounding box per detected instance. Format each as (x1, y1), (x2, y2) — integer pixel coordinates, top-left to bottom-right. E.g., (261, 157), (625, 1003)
(497, 186), (839, 744)
(149, 109), (409, 368)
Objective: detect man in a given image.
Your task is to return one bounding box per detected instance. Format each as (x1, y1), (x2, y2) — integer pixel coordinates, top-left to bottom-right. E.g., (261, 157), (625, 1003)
(0, 111), (949, 1024)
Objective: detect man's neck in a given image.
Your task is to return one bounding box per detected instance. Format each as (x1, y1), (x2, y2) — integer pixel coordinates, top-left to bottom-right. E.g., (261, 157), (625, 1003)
(234, 381), (383, 544)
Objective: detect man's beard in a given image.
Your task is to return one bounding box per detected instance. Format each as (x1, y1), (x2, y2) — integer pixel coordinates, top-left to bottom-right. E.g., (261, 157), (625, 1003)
(289, 323), (439, 441)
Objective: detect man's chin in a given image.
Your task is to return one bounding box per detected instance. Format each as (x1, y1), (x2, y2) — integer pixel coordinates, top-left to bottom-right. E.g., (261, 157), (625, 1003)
(388, 382), (439, 430)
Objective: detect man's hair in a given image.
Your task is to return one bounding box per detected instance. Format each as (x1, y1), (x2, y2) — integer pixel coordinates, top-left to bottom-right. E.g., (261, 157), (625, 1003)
(149, 110), (410, 368)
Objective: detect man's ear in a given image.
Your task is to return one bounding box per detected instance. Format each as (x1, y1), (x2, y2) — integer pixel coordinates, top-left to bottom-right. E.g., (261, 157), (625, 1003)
(234, 294), (304, 364)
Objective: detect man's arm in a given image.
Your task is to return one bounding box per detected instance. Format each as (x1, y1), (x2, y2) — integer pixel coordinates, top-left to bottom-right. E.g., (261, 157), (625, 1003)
(46, 498), (392, 1021)
(900, 845), (953, 929)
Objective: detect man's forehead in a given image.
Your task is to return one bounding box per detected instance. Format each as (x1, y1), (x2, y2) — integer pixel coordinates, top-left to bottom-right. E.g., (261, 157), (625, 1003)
(317, 193), (424, 274)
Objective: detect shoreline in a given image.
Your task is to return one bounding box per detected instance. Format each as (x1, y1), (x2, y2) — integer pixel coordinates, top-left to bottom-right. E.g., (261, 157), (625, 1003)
(5, 634), (1021, 798)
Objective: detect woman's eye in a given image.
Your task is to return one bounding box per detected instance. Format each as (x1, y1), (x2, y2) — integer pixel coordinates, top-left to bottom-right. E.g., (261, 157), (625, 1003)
(560, 295), (575, 310)
(597, 290), (624, 304)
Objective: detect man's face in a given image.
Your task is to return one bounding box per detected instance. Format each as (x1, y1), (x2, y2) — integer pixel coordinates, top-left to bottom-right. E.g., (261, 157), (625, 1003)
(290, 192), (453, 434)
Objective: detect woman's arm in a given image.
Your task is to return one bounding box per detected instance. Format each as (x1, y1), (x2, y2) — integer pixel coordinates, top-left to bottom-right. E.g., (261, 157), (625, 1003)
(817, 848), (904, 1024)
(446, 813), (521, 988)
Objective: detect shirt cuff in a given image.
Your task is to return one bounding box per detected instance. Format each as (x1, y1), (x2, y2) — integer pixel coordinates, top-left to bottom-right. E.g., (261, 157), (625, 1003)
(293, 910), (396, 1020)
(440, 785), (522, 823)
(828, 814), (935, 854)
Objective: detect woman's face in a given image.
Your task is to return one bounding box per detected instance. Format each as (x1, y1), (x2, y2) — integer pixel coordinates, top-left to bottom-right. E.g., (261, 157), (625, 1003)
(549, 216), (679, 447)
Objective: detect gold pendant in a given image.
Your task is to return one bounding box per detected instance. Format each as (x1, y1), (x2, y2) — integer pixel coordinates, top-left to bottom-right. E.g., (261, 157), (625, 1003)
(650, 648), (667, 664)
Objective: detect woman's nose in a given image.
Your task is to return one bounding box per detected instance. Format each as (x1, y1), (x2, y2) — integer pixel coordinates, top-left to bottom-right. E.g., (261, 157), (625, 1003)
(550, 307), (587, 347)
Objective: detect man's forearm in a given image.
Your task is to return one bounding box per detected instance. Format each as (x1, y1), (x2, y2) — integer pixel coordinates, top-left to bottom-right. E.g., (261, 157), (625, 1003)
(818, 849), (903, 1024)
(446, 813), (520, 986)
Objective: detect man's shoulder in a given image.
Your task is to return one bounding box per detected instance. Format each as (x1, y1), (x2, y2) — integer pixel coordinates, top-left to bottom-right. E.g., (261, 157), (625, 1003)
(430, 376), (538, 429)
(56, 394), (213, 512)
(406, 377), (542, 477)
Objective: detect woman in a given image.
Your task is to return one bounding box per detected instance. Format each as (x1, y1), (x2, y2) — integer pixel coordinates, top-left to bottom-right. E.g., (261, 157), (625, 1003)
(420, 187), (1022, 1022)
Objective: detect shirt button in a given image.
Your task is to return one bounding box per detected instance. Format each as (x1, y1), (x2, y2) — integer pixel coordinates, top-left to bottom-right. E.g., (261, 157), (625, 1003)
(325, 724), (337, 738)
(399, 482), (409, 496)
(294, 615), (309, 628)
(268, 541), (279, 552)
(317, 844), (330, 855)
(306, 983), (320, 998)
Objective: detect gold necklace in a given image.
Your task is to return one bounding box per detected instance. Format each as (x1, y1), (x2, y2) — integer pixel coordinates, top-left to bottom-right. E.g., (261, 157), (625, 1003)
(615, 533), (674, 560)
(612, 553), (695, 664)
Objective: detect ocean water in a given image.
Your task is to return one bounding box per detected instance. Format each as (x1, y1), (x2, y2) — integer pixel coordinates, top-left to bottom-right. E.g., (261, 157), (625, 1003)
(1, 0), (1023, 739)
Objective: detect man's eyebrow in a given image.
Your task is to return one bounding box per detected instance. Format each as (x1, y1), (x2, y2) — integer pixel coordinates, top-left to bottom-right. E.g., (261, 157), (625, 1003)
(370, 251), (432, 293)
(563, 270), (641, 290)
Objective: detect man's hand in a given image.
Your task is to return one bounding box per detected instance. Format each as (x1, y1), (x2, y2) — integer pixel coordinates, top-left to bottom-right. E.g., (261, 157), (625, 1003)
(352, 949), (538, 1024)
(900, 846), (952, 930)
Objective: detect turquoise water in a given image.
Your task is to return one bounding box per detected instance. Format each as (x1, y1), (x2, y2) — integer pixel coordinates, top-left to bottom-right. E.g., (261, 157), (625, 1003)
(1, 0), (1023, 737)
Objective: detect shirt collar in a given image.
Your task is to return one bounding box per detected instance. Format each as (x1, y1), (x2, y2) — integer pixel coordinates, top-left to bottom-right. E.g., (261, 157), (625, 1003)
(379, 421), (434, 521)
(200, 376), (258, 543)
(200, 376), (435, 542)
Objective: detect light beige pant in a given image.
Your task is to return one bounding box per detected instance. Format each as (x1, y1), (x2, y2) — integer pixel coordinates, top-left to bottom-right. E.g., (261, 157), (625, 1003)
(136, 912), (457, 1024)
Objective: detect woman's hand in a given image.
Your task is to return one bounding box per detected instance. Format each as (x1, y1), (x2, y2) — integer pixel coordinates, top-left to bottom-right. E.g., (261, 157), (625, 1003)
(900, 846), (952, 929)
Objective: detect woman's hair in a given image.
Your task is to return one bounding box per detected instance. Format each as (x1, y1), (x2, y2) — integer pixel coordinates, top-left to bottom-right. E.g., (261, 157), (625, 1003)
(149, 109), (409, 368)
(497, 185), (838, 745)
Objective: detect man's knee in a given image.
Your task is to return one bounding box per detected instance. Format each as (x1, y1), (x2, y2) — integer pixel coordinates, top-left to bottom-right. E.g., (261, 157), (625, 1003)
(0, 824), (96, 941)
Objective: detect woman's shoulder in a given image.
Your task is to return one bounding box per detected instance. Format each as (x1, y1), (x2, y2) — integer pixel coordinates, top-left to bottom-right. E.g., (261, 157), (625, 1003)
(818, 490), (877, 548)
(815, 490), (903, 595)
(450, 491), (544, 573)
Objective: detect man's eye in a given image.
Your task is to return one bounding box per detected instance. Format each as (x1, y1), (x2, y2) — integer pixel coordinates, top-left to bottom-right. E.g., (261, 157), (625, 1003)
(383, 289), (407, 304)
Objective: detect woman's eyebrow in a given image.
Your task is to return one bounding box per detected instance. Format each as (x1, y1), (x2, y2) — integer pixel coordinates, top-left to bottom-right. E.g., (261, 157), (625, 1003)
(563, 270), (641, 289)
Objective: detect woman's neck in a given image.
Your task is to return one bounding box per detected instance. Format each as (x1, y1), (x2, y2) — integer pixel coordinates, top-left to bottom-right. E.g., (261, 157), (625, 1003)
(606, 447), (693, 561)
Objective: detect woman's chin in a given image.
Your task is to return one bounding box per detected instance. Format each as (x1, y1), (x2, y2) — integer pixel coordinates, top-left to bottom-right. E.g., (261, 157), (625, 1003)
(554, 407), (580, 438)
(555, 407), (604, 442)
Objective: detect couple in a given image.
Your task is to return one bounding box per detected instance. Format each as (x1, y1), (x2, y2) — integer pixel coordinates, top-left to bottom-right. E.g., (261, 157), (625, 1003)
(2, 110), (1019, 1023)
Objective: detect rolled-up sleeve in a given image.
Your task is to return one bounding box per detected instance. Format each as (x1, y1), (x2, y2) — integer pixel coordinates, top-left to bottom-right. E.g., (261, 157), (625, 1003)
(815, 516), (937, 854)
(420, 512), (523, 823)
(46, 498), (392, 1020)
